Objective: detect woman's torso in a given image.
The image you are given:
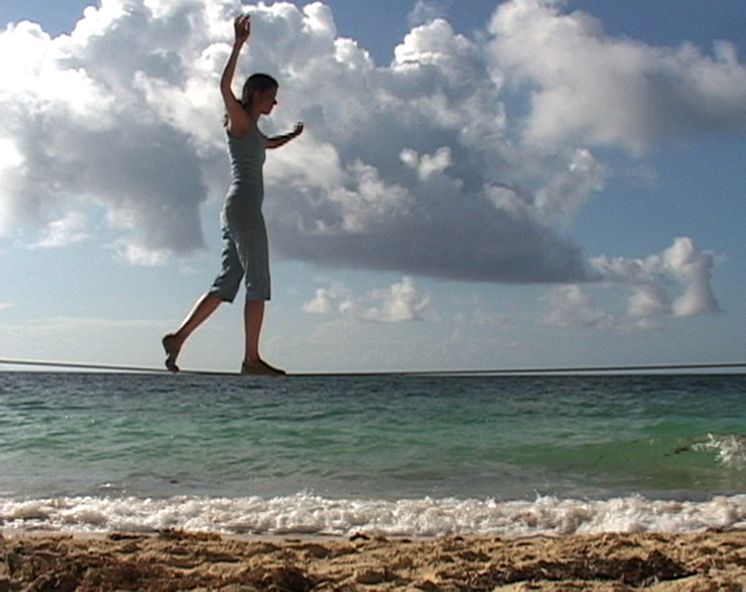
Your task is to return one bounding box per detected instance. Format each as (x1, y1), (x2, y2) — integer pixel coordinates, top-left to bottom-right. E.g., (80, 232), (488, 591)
(225, 124), (266, 207)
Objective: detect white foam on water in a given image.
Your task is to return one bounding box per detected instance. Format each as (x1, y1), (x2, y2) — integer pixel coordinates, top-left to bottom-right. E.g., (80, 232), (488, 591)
(693, 434), (746, 468)
(2, 493), (745, 537)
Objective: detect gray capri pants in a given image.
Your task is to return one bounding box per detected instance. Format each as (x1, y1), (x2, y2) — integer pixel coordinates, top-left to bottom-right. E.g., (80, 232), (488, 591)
(208, 199), (270, 302)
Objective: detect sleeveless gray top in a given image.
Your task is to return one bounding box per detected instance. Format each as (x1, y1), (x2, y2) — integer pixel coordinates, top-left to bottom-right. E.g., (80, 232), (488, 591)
(225, 125), (266, 206)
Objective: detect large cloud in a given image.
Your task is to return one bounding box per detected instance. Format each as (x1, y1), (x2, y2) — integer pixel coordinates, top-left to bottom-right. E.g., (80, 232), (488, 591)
(0, 0), (736, 300)
(0, 4), (211, 263)
(257, 6), (594, 282)
(489, 0), (746, 151)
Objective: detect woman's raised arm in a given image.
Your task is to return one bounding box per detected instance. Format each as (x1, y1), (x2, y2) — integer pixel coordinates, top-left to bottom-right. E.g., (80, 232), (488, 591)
(221, 16), (252, 135)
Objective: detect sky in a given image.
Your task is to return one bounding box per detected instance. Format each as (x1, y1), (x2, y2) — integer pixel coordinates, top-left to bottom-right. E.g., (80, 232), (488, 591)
(1, 0), (745, 374)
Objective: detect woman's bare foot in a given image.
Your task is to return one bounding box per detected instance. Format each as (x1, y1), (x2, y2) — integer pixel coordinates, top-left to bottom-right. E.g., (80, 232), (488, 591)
(241, 359), (286, 376)
(162, 334), (182, 372)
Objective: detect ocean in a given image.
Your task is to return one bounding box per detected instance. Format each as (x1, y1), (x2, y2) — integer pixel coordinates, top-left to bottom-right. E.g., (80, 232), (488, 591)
(0, 371), (744, 537)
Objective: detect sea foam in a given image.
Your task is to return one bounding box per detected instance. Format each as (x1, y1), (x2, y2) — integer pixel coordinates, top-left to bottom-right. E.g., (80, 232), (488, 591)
(693, 434), (746, 468)
(2, 493), (745, 537)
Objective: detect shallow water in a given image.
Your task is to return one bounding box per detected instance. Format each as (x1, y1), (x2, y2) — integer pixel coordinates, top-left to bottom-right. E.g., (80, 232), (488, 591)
(0, 372), (744, 535)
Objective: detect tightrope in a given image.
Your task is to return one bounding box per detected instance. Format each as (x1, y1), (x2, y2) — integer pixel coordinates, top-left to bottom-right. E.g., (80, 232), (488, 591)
(0, 357), (744, 376)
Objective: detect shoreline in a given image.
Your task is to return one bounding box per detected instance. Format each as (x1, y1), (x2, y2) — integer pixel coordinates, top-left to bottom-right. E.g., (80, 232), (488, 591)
(2, 528), (744, 590)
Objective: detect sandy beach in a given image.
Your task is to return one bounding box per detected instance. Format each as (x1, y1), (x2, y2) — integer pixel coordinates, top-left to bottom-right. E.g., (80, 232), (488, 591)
(1, 529), (744, 591)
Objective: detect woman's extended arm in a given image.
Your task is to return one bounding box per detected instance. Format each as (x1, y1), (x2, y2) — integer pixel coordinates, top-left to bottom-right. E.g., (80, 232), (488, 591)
(221, 16), (251, 135)
(265, 122), (304, 149)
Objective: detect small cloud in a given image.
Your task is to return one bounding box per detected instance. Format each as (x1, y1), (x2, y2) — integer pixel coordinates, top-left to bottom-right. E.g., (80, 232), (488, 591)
(663, 237), (721, 317)
(400, 146), (452, 180)
(34, 212), (88, 248)
(0, 303), (14, 313)
(303, 276), (430, 323)
(358, 277), (430, 322)
(302, 283), (352, 315)
(114, 242), (170, 266)
(542, 285), (611, 329)
(543, 236), (721, 332)
(302, 288), (335, 315)
(408, 0), (451, 27)
(592, 236), (721, 318)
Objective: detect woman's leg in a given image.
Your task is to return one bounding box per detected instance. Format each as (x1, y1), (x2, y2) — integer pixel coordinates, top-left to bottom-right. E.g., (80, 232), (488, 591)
(163, 294), (222, 371)
(244, 299), (264, 365)
(242, 299), (284, 375)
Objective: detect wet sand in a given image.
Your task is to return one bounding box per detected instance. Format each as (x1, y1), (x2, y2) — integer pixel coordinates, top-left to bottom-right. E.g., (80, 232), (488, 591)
(1, 529), (744, 591)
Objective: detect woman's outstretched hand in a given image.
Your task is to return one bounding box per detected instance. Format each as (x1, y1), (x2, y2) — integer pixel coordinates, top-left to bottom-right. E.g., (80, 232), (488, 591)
(265, 123), (306, 149)
(234, 15), (251, 45)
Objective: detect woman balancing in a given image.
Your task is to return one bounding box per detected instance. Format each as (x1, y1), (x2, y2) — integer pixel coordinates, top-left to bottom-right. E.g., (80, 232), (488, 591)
(162, 15), (303, 376)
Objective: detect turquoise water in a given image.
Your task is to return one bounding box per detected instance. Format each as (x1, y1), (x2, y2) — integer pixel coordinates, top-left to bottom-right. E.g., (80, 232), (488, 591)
(0, 372), (744, 536)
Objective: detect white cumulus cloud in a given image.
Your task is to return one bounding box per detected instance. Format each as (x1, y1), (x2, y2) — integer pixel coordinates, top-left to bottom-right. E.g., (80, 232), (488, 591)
(489, 0), (746, 151)
(302, 282), (353, 315)
(303, 276), (430, 323)
(358, 276), (431, 323)
(545, 237), (721, 332)
(0, 0), (589, 281)
(592, 237), (720, 319)
(0, 0), (732, 313)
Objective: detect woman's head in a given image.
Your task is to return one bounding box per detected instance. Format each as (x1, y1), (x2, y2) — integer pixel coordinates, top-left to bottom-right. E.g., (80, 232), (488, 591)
(241, 73), (279, 116)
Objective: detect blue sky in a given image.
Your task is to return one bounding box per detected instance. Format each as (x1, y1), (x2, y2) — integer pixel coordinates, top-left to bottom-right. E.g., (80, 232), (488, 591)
(1, 0), (745, 373)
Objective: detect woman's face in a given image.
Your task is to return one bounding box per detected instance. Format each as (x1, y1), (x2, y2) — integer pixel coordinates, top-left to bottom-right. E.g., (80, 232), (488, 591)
(256, 87), (278, 115)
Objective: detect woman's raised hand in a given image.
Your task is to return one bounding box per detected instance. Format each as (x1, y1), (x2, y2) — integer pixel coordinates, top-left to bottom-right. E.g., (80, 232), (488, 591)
(234, 15), (251, 44)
